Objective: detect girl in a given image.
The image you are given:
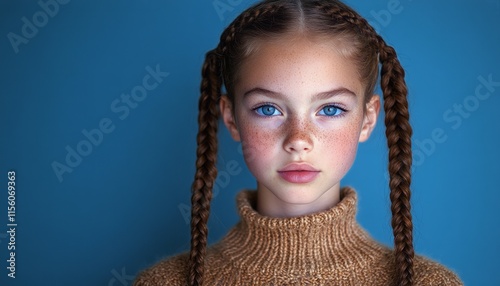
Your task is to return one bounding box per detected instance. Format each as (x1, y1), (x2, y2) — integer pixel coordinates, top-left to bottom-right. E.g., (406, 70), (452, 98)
(135, 0), (462, 285)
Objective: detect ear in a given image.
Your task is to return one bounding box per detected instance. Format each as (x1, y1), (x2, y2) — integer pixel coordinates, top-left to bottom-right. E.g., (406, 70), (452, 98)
(219, 95), (241, 141)
(359, 95), (380, 142)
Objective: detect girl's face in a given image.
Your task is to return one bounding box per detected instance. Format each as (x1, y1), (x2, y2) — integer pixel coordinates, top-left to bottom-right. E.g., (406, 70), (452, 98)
(221, 35), (380, 217)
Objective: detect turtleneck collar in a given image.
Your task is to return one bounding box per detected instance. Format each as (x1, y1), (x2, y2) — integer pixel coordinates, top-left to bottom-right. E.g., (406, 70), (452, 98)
(216, 186), (383, 274)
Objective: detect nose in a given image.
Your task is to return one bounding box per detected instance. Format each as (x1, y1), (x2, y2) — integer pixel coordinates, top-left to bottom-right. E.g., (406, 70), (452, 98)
(282, 119), (314, 153)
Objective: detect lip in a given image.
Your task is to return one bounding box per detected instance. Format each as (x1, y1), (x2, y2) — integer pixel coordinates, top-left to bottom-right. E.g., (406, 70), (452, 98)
(278, 163), (320, 184)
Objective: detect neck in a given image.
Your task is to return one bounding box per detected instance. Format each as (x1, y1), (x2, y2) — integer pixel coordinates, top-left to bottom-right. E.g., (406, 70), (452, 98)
(256, 182), (341, 217)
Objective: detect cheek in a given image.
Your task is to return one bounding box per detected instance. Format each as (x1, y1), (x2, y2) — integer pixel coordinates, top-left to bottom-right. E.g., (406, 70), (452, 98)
(318, 117), (363, 169)
(237, 120), (279, 170)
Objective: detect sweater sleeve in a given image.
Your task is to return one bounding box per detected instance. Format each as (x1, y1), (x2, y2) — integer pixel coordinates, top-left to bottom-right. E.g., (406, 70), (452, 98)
(133, 254), (189, 286)
(413, 255), (463, 286)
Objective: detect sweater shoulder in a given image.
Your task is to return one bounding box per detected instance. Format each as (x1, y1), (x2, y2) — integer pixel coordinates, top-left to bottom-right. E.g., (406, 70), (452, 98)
(133, 253), (189, 286)
(413, 254), (463, 285)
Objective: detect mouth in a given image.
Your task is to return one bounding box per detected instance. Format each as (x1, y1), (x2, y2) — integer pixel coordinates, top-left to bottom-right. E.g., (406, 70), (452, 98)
(278, 163), (320, 184)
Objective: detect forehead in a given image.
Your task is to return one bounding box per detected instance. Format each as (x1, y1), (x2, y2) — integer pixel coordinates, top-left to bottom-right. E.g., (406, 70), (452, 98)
(234, 35), (365, 99)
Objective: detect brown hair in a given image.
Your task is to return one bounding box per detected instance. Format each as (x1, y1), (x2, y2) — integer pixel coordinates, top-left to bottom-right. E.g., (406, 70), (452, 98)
(189, 0), (413, 285)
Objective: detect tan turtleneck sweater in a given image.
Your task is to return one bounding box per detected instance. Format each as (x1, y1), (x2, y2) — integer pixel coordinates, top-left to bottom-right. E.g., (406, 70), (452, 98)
(134, 187), (462, 285)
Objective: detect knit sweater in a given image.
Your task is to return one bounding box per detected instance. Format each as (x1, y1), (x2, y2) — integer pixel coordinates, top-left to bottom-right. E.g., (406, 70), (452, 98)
(134, 187), (462, 285)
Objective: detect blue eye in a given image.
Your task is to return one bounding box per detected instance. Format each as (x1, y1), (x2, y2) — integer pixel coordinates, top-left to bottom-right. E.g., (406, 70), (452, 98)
(318, 105), (344, 116)
(254, 105), (282, 116)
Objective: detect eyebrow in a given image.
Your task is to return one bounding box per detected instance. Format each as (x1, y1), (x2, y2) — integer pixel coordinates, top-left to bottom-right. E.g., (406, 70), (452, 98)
(243, 87), (357, 100)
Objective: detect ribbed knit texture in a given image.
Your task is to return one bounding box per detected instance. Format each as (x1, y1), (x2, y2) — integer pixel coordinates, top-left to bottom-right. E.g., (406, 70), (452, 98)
(134, 187), (462, 285)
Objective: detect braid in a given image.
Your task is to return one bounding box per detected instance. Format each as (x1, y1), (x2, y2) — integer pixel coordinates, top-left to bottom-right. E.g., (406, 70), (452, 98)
(189, 49), (221, 286)
(379, 39), (414, 286)
(219, 3), (283, 54)
(314, 2), (414, 285)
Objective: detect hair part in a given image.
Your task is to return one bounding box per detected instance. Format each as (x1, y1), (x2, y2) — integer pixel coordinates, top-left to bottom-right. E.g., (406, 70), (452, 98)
(190, 1), (414, 285)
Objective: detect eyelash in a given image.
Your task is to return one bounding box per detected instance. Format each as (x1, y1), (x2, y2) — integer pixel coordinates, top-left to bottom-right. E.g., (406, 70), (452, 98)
(252, 103), (282, 117)
(317, 104), (348, 118)
(252, 103), (348, 118)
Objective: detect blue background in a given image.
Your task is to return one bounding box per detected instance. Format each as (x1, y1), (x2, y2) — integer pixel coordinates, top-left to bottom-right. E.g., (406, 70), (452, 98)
(1, 0), (499, 285)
